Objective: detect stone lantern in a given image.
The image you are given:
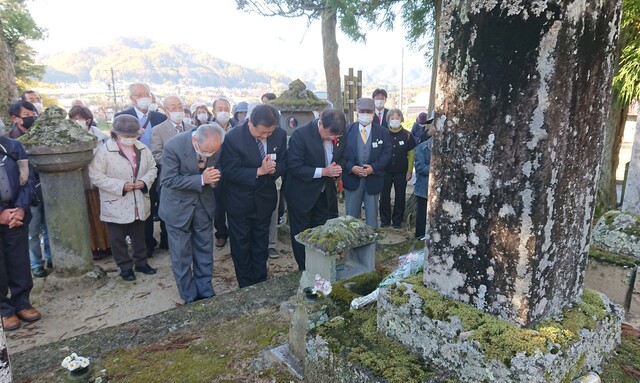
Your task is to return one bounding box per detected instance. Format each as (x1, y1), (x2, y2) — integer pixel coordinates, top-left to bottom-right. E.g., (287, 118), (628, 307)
(269, 79), (329, 136)
(19, 105), (96, 277)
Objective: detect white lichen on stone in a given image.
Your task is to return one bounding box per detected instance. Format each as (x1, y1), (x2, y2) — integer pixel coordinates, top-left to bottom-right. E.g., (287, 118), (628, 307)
(466, 163), (492, 198)
(591, 211), (640, 258)
(498, 204), (516, 218)
(442, 200), (463, 222)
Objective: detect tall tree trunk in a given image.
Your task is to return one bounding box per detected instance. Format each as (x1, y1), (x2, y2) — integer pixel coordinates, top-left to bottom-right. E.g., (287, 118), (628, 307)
(0, 17), (19, 124)
(0, 321), (12, 382)
(595, 89), (628, 217)
(321, 7), (342, 110)
(428, 0), (441, 114)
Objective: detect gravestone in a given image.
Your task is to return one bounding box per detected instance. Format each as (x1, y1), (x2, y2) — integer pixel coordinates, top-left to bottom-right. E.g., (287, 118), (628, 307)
(20, 106), (96, 277)
(270, 79), (329, 136)
(622, 118), (640, 215)
(423, 0), (622, 326)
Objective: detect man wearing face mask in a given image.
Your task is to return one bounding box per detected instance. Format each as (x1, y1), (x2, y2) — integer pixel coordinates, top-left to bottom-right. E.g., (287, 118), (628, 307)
(21, 91), (43, 116)
(210, 98), (235, 249)
(115, 83), (167, 255)
(372, 89), (390, 128)
(150, 96), (196, 254)
(159, 123), (225, 304)
(220, 105), (287, 288)
(341, 98), (392, 228)
(7, 101), (52, 278)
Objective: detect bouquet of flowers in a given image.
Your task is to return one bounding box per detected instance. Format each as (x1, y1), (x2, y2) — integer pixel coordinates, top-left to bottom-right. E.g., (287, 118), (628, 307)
(314, 274), (332, 296)
(61, 353), (90, 371)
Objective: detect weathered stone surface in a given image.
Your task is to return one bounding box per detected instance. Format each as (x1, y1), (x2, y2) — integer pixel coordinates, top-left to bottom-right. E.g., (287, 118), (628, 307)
(426, 0), (622, 325)
(622, 118), (640, 215)
(584, 259), (635, 314)
(19, 105), (95, 147)
(270, 79), (328, 112)
(0, 325), (10, 383)
(289, 295), (330, 363)
(591, 211), (640, 258)
(296, 216), (377, 256)
(377, 280), (624, 383)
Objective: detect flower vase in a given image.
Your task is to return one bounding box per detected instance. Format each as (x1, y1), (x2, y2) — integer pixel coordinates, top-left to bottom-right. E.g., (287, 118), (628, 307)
(65, 366), (90, 382)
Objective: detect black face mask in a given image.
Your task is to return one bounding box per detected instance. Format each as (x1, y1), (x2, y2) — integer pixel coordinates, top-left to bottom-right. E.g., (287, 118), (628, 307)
(21, 116), (36, 129)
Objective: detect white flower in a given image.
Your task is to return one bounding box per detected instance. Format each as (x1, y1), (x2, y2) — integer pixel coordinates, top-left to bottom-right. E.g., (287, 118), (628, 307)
(314, 274), (332, 296)
(61, 353), (91, 371)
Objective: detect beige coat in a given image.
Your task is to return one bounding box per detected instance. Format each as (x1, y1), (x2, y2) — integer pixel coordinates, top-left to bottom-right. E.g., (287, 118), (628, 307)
(88, 139), (158, 224)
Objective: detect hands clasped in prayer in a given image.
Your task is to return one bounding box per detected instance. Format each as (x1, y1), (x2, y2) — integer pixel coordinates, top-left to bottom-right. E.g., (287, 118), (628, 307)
(123, 180), (146, 192)
(322, 162), (342, 178)
(0, 207), (25, 228)
(351, 164), (373, 178)
(257, 156), (276, 177)
(203, 166), (221, 185)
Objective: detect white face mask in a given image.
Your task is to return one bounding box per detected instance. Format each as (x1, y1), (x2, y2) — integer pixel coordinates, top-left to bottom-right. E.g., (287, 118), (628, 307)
(183, 117), (192, 125)
(136, 97), (152, 111)
(358, 113), (374, 126)
(389, 119), (402, 129)
(148, 103), (159, 112)
(119, 137), (136, 146)
(33, 102), (44, 114)
(74, 119), (88, 129)
(216, 111), (230, 124)
(170, 111), (185, 124)
(197, 113), (209, 122)
(374, 100), (385, 109)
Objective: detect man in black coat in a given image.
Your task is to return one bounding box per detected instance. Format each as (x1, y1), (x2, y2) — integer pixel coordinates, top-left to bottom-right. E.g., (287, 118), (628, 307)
(285, 109), (346, 271)
(220, 105), (287, 288)
(115, 83), (168, 257)
(372, 88), (390, 128)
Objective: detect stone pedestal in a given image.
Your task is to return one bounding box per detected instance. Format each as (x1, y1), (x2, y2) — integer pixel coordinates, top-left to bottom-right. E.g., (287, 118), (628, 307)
(295, 216), (377, 290)
(425, 0), (621, 325)
(21, 106), (97, 277)
(622, 118), (640, 215)
(270, 79), (329, 136)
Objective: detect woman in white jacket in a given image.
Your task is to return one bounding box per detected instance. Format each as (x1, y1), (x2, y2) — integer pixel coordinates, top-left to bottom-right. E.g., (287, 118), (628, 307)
(89, 115), (158, 281)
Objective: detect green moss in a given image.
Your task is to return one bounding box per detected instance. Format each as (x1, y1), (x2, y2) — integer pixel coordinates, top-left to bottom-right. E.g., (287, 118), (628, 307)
(331, 270), (387, 307)
(397, 275), (612, 365)
(376, 238), (424, 265)
(560, 354), (586, 383)
(603, 211), (619, 226)
(600, 210), (640, 238)
(100, 309), (294, 383)
(588, 245), (640, 268)
(313, 308), (435, 383)
(600, 329), (640, 382)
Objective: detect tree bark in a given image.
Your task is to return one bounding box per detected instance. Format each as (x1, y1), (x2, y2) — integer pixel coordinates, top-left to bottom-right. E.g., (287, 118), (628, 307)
(428, 0), (441, 114)
(425, 0), (621, 326)
(321, 7), (342, 110)
(0, 17), (19, 124)
(0, 321), (11, 382)
(595, 89), (628, 217)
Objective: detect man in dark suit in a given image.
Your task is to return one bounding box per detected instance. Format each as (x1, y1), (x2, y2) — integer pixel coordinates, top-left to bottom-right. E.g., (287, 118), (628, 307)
(159, 123), (224, 304)
(115, 83), (167, 257)
(342, 98), (392, 228)
(220, 105), (287, 288)
(372, 88), (390, 128)
(285, 109), (346, 271)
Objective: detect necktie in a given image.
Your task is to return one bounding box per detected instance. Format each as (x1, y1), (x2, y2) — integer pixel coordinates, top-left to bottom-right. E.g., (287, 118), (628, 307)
(361, 128), (367, 144)
(257, 139), (266, 159)
(139, 114), (148, 129)
(378, 113), (382, 124)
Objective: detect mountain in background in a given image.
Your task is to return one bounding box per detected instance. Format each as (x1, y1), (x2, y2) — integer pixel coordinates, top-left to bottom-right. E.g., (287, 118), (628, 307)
(40, 37), (293, 88)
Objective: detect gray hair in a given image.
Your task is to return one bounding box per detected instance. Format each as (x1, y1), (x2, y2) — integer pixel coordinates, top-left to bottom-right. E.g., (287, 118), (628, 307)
(194, 123), (225, 146)
(163, 95), (184, 108)
(128, 83), (150, 96)
(212, 98), (231, 109)
(387, 108), (404, 123)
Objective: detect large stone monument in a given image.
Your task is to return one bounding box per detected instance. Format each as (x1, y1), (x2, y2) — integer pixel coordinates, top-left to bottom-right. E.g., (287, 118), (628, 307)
(20, 106), (97, 277)
(622, 118), (640, 215)
(270, 79), (328, 135)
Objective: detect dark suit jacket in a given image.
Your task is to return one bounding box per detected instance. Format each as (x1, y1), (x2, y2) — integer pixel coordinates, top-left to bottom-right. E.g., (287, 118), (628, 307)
(285, 120), (344, 214)
(341, 121), (392, 195)
(220, 124), (287, 219)
(114, 106), (167, 138)
(375, 108), (390, 128)
(158, 130), (218, 229)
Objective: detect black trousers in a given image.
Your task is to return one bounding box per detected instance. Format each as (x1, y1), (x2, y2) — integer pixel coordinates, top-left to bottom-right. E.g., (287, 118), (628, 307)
(108, 220), (148, 272)
(213, 186), (228, 240)
(288, 190), (330, 271)
(380, 172), (408, 227)
(227, 211), (271, 288)
(145, 177), (167, 252)
(415, 195), (427, 239)
(0, 224), (32, 317)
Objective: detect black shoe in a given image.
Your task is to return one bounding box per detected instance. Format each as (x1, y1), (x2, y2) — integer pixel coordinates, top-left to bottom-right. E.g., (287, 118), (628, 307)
(135, 264), (157, 275)
(120, 269), (136, 281)
(32, 266), (46, 278)
(380, 223), (390, 228)
(159, 241), (169, 250)
(46, 260), (53, 269)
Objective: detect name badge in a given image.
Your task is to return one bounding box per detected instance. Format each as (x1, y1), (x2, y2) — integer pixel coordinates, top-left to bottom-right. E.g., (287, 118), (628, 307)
(372, 142), (379, 148)
(399, 141), (405, 145)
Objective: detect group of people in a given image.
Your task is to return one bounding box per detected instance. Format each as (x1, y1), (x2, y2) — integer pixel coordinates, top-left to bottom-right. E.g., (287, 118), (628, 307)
(0, 83), (434, 331)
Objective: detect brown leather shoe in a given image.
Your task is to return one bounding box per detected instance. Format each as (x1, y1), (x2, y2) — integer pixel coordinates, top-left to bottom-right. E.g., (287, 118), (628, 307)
(2, 315), (20, 330)
(15, 307), (41, 322)
(215, 238), (227, 248)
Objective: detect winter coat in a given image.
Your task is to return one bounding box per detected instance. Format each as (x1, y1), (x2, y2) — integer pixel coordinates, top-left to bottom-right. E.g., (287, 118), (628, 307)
(413, 138), (432, 199)
(88, 138), (157, 224)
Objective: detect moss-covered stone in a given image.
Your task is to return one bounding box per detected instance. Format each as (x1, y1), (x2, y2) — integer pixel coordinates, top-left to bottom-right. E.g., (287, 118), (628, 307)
(270, 79), (328, 112)
(19, 105), (96, 147)
(588, 245), (640, 268)
(331, 270), (387, 307)
(591, 211), (640, 258)
(295, 216), (377, 256)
